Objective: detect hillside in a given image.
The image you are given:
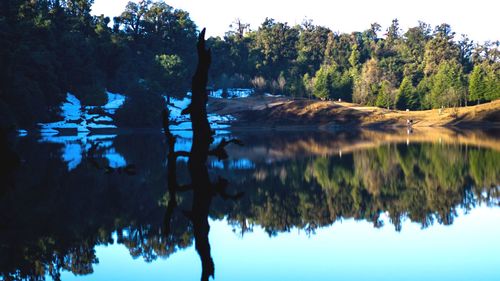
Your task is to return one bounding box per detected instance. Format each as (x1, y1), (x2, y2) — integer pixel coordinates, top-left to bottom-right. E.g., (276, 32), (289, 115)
(208, 96), (500, 128)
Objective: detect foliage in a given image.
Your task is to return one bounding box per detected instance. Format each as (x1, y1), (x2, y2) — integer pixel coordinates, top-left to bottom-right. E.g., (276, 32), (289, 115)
(469, 63), (500, 103)
(0, 0), (197, 129)
(428, 60), (466, 108)
(396, 76), (417, 109)
(312, 64), (353, 101)
(153, 54), (187, 97)
(114, 83), (164, 127)
(1, 1), (499, 130)
(312, 65), (331, 100)
(375, 80), (396, 108)
(353, 58), (381, 105)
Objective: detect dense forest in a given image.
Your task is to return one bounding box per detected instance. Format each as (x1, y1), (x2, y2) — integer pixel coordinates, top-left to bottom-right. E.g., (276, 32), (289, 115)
(1, 0), (499, 129)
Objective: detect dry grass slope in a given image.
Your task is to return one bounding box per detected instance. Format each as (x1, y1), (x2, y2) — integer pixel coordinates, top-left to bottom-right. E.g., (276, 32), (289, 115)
(208, 97), (500, 128)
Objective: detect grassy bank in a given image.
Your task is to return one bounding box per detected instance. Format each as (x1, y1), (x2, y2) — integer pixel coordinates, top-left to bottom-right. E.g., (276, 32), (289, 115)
(209, 97), (500, 128)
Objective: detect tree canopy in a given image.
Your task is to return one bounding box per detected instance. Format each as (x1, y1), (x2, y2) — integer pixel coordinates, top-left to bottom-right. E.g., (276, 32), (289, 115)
(1, 0), (499, 129)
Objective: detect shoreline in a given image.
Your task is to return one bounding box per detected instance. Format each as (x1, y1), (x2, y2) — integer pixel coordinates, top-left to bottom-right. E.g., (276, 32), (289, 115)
(209, 96), (500, 129)
(12, 117), (500, 137)
(9, 98), (500, 135)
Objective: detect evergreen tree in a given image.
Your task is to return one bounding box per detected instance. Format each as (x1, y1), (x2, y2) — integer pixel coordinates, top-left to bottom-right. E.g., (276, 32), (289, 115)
(296, 20), (330, 75)
(376, 80), (396, 109)
(428, 60), (466, 108)
(349, 44), (361, 69)
(484, 63), (500, 101)
(313, 65), (331, 100)
(396, 76), (417, 109)
(469, 64), (487, 103)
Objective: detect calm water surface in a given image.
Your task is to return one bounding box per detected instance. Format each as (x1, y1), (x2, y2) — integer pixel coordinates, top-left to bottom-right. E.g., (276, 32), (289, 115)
(1, 128), (499, 281)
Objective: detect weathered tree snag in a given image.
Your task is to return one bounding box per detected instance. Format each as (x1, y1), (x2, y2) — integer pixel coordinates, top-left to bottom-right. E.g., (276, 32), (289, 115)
(187, 28), (212, 165)
(188, 28), (215, 281)
(163, 28), (243, 281)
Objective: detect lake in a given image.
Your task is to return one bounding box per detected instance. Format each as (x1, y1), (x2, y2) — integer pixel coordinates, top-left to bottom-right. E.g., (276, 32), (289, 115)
(1, 128), (499, 281)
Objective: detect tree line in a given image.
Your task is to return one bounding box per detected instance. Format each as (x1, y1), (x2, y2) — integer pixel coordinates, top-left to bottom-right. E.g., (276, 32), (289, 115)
(1, 0), (499, 129)
(211, 18), (499, 110)
(1, 0), (197, 128)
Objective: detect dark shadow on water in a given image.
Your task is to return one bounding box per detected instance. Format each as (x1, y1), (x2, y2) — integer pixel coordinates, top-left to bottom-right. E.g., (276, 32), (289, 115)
(0, 128), (20, 196)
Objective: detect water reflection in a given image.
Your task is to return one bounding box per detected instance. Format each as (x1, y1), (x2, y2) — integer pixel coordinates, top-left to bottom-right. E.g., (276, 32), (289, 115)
(0, 129), (499, 280)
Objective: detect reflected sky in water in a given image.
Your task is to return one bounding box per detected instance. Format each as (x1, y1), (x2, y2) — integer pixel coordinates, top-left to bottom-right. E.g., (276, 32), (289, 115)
(1, 128), (499, 281)
(59, 207), (500, 281)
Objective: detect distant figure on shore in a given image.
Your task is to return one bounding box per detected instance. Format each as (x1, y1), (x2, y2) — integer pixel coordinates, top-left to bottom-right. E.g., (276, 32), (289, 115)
(406, 119), (413, 127)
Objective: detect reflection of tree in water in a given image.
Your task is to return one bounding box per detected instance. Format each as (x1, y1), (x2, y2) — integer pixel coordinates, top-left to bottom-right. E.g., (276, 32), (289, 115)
(230, 143), (499, 234)
(1, 133), (500, 280)
(1, 57), (499, 281)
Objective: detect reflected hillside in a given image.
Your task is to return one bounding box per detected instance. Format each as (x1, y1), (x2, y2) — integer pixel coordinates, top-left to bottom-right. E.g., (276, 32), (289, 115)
(235, 143), (499, 234)
(0, 130), (499, 280)
(226, 128), (500, 161)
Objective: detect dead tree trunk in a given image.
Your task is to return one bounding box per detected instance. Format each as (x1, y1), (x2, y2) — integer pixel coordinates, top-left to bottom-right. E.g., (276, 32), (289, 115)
(163, 28), (241, 281)
(187, 28), (215, 281)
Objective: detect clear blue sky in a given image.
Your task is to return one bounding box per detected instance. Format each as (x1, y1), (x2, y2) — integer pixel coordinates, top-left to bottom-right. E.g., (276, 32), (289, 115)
(92, 0), (500, 42)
